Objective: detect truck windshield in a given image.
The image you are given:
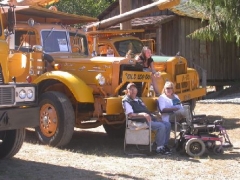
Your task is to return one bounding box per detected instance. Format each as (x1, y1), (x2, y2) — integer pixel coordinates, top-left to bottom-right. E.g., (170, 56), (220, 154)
(41, 30), (69, 53)
(114, 39), (143, 57)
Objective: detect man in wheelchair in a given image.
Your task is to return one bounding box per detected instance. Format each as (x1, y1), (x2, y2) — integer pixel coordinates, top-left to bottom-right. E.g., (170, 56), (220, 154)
(122, 83), (172, 155)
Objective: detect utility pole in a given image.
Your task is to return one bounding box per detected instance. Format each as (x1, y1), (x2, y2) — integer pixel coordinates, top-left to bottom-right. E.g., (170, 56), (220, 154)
(119, 0), (132, 30)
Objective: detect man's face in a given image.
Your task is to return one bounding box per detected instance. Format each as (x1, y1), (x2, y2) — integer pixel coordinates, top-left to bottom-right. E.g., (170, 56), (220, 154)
(127, 85), (138, 98)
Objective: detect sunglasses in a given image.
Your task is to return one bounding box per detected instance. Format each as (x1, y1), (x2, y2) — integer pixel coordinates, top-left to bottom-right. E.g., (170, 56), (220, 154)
(166, 87), (173, 90)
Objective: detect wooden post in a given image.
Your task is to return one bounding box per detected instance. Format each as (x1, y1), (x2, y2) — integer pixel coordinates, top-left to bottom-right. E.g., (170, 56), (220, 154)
(156, 25), (162, 55)
(119, 0), (132, 30)
(202, 69), (207, 88)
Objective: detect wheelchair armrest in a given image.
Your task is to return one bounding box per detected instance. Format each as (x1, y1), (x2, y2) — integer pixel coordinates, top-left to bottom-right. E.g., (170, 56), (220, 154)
(193, 114), (207, 118)
(160, 110), (175, 115)
(192, 114), (208, 124)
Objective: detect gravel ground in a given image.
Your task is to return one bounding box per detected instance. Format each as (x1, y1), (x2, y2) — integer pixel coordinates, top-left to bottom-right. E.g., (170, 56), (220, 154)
(0, 92), (240, 180)
(199, 92), (240, 104)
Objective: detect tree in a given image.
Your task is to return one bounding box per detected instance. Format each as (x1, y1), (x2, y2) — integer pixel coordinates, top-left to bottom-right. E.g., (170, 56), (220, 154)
(54, 0), (116, 18)
(188, 0), (240, 45)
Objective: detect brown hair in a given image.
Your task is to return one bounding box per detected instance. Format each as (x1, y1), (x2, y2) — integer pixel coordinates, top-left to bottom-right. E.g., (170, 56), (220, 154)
(139, 46), (151, 62)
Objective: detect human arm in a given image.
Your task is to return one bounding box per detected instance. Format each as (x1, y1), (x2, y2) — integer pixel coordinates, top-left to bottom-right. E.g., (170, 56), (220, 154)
(158, 95), (179, 113)
(123, 101), (151, 122)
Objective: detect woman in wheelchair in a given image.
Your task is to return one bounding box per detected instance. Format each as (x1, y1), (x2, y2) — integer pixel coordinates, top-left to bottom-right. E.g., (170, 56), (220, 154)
(122, 83), (172, 155)
(158, 81), (187, 123)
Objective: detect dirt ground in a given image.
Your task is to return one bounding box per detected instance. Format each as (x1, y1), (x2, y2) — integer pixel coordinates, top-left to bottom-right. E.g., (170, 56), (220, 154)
(0, 103), (240, 180)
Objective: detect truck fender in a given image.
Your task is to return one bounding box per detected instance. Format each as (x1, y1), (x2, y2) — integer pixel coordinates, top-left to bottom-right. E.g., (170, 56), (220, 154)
(33, 71), (94, 103)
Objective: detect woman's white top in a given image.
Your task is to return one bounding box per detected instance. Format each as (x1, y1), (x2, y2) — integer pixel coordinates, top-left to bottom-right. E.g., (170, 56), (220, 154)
(157, 93), (182, 122)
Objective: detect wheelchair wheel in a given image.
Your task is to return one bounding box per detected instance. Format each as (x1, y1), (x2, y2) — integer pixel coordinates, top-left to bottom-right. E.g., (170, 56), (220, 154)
(213, 145), (224, 155)
(185, 138), (205, 157)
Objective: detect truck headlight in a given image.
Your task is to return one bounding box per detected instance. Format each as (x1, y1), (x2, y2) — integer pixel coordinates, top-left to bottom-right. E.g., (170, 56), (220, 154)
(95, 73), (105, 85)
(19, 89), (26, 99)
(27, 89), (33, 99)
(16, 87), (35, 102)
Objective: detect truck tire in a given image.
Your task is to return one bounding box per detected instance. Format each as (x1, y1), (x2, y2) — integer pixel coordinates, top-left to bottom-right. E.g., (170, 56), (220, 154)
(187, 98), (196, 111)
(103, 123), (125, 138)
(36, 91), (75, 147)
(0, 128), (25, 159)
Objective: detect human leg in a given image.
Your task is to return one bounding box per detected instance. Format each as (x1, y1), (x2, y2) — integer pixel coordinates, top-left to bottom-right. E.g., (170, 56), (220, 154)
(162, 121), (171, 145)
(151, 75), (160, 96)
(151, 121), (166, 147)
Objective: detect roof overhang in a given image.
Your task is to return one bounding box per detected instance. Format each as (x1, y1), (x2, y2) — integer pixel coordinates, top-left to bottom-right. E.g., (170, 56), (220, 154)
(105, 15), (176, 29)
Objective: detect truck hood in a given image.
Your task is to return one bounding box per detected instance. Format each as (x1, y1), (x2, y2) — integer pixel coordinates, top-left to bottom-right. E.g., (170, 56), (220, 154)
(152, 55), (174, 62)
(50, 54), (132, 64)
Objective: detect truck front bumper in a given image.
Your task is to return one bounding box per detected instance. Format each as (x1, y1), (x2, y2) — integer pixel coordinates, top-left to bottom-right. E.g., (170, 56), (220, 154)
(0, 106), (39, 131)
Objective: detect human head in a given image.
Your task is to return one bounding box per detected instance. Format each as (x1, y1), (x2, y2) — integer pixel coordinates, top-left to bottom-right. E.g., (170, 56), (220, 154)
(162, 81), (175, 96)
(141, 46), (152, 60)
(126, 83), (138, 99)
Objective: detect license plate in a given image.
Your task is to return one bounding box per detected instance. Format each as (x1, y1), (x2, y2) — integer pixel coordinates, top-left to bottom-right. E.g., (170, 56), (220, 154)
(122, 71), (151, 82)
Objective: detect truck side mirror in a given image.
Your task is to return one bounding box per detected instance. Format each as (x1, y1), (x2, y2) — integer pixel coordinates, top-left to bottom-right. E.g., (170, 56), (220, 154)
(8, 7), (15, 33)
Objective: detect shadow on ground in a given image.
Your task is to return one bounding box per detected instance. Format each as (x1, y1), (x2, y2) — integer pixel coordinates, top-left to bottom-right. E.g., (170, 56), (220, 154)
(0, 158), (143, 180)
(24, 123), (240, 161)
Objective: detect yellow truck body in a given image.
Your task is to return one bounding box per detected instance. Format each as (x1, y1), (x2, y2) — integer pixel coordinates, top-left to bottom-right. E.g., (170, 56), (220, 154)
(87, 30), (206, 106)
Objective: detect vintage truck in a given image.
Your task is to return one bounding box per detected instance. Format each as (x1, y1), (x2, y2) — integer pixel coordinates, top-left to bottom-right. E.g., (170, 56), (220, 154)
(86, 29), (206, 108)
(0, 2), (38, 159)
(7, 0), (203, 147)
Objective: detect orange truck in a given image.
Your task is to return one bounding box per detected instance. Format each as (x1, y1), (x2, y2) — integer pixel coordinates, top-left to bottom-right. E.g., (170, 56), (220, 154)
(0, 2), (39, 159)
(6, 0), (205, 147)
(86, 29), (206, 109)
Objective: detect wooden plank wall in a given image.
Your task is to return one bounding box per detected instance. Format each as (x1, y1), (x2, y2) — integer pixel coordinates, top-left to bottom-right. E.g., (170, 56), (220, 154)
(161, 16), (240, 83)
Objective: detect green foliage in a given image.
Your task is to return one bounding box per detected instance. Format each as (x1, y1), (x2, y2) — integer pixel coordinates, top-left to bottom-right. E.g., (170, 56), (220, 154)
(54, 0), (116, 17)
(188, 0), (240, 45)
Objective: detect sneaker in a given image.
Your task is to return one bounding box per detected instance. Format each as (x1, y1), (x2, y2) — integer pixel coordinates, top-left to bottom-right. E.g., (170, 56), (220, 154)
(164, 145), (172, 153)
(156, 147), (171, 155)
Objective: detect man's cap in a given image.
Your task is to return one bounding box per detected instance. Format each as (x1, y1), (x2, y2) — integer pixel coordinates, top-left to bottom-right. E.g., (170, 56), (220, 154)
(126, 83), (136, 89)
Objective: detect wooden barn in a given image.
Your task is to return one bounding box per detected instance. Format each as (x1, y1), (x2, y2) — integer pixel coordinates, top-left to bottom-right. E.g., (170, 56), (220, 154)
(96, 0), (240, 89)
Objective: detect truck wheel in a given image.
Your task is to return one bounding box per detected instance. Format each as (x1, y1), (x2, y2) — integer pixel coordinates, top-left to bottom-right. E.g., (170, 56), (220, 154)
(187, 98), (196, 111)
(0, 129), (25, 159)
(36, 91), (75, 147)
(103, 123), (125, 138)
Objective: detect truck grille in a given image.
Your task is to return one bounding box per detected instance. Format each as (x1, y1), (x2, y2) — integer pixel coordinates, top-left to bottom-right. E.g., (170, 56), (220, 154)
(0, 86), (15, 106)
(175, 63), (186, 75)
(119, 64), (143, 96)
(0, 65), (4, 84)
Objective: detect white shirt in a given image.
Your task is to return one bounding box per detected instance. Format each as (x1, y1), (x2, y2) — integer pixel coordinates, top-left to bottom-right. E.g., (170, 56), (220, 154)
(123, 98), (145, 115)
(158, 93), (182, 122)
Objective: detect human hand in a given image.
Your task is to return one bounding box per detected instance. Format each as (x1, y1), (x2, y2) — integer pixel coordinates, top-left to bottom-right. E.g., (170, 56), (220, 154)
(154, 71), (161, 78)
(172, 107), (180, 111)
(135, 55), (140, 61)
(139, 112), (151, 122)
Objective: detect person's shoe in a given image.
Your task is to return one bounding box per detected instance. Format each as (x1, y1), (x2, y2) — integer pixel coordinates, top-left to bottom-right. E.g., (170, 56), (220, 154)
(164, 145), (172, 153)
(156, 147), (171, 155)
